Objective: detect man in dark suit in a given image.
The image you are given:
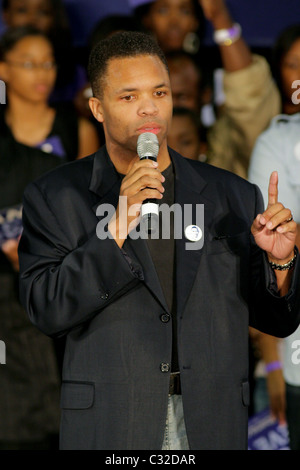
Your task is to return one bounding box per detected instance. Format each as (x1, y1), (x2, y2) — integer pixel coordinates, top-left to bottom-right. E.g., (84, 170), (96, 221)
(18, 31), (300, 450)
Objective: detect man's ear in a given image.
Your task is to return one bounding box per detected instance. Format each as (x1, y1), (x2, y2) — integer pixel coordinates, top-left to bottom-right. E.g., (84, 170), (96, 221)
(89, 97), (104, 123)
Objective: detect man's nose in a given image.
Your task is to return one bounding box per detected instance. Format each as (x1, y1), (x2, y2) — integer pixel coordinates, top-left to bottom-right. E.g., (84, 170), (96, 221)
(137, 98), (159, 116)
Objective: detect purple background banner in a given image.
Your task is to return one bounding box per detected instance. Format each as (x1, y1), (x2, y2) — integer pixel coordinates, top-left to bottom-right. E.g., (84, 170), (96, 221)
(0, 0), (300, 48)
(248, 409), (290, 450)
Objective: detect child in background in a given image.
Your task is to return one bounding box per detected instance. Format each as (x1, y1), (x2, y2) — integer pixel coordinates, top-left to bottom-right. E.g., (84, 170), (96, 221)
(167, 106), (207, 161)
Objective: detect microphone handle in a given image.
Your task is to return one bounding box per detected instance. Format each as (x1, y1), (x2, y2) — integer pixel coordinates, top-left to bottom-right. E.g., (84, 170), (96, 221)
(140, 155), (157, 205)
(140, 155), (159, 233)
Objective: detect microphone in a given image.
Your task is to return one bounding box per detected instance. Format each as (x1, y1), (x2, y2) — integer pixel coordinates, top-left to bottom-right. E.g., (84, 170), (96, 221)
(137, 132), (160, 234)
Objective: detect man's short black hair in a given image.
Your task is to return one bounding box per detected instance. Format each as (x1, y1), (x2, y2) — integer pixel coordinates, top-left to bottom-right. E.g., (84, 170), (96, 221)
(88, 30), (169, 99)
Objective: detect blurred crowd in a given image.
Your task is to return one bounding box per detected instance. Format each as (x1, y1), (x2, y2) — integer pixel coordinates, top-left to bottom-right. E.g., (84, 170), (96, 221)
(0, 0), (300, 450)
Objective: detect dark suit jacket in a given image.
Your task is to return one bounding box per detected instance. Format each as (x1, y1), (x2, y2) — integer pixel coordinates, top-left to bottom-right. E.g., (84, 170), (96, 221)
(18, 146), (300, 450)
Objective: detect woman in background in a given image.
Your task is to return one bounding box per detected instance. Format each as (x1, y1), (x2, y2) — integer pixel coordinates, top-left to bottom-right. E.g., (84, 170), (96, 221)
(0, 25), (98, 449)
(1, 0), (87, 103)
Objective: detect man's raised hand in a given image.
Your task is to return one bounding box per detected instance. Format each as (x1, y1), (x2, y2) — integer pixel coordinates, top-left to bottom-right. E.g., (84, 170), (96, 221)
(251, 171), (297, 262)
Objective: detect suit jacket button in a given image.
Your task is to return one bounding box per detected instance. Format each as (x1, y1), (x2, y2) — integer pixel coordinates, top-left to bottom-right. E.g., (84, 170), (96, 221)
(160, 313), (170, 323)
(160, 363), (170, 373)
(100, 293), (109, 300)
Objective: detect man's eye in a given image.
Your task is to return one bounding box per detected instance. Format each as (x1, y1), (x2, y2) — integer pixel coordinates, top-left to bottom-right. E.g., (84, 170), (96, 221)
(155, 91), (166, 97)
(121, 95), (134, 101)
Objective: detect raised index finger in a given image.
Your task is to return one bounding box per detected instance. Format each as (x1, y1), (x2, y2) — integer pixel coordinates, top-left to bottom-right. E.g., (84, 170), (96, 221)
(267, 171), (278, 207)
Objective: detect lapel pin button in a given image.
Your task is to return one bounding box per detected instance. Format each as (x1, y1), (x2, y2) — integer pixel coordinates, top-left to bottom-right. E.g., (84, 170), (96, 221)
(185, 225), (202, 242)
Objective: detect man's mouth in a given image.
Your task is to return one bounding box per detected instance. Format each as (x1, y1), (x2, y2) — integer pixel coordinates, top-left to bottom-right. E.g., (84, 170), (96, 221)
(137, 124), (161, 135)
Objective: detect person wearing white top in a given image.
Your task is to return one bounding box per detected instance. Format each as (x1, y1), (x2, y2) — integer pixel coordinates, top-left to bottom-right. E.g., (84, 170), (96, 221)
(249, 112), (300, 450)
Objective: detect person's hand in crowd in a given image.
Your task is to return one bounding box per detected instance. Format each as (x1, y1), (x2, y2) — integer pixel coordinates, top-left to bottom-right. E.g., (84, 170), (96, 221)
(199, 0), (229, 24)
(199, 0), (252, 72)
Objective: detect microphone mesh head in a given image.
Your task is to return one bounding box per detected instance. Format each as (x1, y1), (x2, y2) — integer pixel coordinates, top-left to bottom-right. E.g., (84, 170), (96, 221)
(137, 132), (159, 160)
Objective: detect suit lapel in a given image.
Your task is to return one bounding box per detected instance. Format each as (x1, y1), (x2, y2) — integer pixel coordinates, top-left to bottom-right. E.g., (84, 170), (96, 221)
(89, 146), (169, 312)
(89, 147), (217, 316)
(89, 146), (121, 209)
(171, 150), (216, 317)
(124, 237), (170, 313)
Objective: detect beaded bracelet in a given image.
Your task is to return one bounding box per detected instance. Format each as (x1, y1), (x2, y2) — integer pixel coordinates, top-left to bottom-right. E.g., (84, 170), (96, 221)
(269, 250), (297, 271)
